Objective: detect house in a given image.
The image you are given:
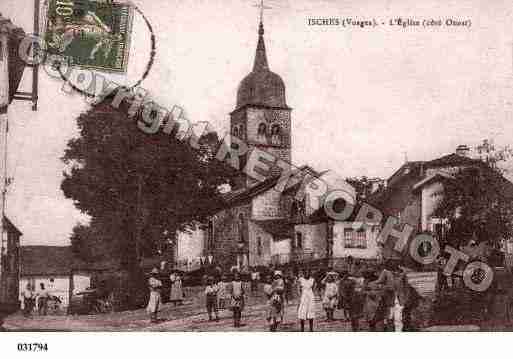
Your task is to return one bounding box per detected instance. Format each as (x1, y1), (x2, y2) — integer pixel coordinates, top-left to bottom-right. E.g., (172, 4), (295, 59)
(0, 14), (27, 316)
(368, 145), (513, 260)
(19, 246), (92, 308)
(174, 228), (206, 272)
(0, 217), (23, 309)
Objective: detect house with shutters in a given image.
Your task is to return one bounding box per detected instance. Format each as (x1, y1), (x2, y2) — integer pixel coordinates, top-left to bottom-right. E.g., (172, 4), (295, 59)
(368, 145), (513, 261)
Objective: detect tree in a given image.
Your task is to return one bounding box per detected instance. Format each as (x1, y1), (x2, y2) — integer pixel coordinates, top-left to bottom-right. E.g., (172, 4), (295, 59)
(346, 176), (384, 202)
(433, 140), (513, 249)
(62, 91), (234, 269)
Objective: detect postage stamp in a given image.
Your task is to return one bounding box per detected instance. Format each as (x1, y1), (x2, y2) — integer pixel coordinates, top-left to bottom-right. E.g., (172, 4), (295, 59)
(44, 0), (133, 73)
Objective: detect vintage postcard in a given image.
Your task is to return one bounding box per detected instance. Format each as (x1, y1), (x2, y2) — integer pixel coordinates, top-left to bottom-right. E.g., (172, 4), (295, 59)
(44, 0), (133, 73)
(2, 0), (513, 355)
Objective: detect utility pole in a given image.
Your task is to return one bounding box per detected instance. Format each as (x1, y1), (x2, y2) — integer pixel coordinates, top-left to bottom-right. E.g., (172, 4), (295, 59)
(67, 268), (74, 315)
(0, 30), (9, 305)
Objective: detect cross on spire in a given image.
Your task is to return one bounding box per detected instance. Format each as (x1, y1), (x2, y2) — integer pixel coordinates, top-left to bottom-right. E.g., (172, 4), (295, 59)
(254, 0), (272, 25)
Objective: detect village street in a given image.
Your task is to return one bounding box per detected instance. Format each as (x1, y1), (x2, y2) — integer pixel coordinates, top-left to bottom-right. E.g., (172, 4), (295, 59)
(4, 288), (354, 332)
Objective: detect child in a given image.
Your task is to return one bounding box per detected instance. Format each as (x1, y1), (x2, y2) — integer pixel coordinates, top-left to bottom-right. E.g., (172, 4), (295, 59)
(205, 276), (219, 321)
(272, 271), (285, 323)
(146, 268), (162, 323)
(230, 272), (245, 327)
(216, 275), (229, 310)
(322, 273), (338, 321)
(263, 274), (283, 332)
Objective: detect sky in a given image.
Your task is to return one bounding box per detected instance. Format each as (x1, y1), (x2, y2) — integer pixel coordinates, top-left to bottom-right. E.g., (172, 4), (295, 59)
(2, 0), (513, 246)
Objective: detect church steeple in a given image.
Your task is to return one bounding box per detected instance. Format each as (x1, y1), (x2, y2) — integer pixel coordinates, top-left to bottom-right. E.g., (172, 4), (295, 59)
(253, 22), (269, 72)
(230, 1), (292, 190)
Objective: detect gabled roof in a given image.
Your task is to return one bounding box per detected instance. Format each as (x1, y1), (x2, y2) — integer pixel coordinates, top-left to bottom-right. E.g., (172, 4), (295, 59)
(412, 172), (454, 192)
(220, 165), (320, 208)
(424, 153), (481, 168)
(3, 216), (22, 236)
(20, 246), (74, 277)
(372, 152), (513, 218)
(369, 162), (424, 218)
(304, 203), (382, 225)
(20, 246), (98, 277)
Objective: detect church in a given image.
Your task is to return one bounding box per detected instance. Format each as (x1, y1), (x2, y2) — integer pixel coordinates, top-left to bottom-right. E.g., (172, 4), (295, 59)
(174, 17), (382, 272)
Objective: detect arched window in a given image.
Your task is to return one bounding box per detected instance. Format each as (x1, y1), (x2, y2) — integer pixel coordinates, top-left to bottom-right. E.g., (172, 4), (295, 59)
(233, 126), (239, 138)
(257, 123), (267, 143)
(270, 124), (281, 145)
(238, 124), (244, 139)
(238, 213), (245, 243)
(296, 232), (303, 249)
(208, 220), (214, 251)
(291, 201), (299, 218)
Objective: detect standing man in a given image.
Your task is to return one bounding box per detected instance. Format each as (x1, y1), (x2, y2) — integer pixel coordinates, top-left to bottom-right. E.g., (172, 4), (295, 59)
(22, 283), (35, 317)
(37, 283), (49, 316)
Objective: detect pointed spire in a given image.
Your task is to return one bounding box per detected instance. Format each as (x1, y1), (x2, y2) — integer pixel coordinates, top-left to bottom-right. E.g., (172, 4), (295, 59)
(253, 21), (269, 72)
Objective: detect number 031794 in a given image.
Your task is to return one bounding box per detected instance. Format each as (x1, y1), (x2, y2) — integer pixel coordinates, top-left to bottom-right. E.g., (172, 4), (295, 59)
(17, 343), (48, 352)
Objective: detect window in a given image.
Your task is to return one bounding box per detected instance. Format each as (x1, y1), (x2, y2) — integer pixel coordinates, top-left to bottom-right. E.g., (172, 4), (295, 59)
(207, 220), (214, 251)
(291, 201), (298, 218)
(239, 124), (244, 139)
(233, 126), (239, 138)
(257, 123), (267, 135)
(270, 124), (281, 145)
(238, 213), (245, 243)
(257, 237), (262, 256)
(327, 222), (334, 240)
(344, 227), (367, 249)
(296, 232), (303, 249)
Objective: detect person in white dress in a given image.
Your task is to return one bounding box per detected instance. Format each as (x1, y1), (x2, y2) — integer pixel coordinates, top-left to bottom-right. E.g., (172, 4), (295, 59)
(297, 269), (316, 332)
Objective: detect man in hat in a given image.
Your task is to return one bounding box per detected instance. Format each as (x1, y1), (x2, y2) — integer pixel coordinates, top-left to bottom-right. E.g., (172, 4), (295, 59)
(146, 268), (162, 323)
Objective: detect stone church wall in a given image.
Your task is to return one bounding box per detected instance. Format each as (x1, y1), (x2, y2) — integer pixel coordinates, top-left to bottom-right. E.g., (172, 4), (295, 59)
(247, 221), (273, 267)
(211, 203), (251, 269)
(294, 223), (327, 260)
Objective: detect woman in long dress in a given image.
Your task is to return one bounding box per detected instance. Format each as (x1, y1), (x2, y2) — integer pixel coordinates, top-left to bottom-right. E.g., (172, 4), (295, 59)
(169, 271), (184, 306)
(146, 268), (162, 323)
(322, 272), (339, 321)
(297, 270), (316, 332)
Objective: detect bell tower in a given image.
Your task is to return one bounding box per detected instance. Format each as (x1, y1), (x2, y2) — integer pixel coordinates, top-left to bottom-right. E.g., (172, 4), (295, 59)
(230, 19), (292, 190)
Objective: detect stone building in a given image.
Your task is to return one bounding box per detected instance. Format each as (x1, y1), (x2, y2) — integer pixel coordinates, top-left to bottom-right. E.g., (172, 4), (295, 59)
(200, 19), (376, 270)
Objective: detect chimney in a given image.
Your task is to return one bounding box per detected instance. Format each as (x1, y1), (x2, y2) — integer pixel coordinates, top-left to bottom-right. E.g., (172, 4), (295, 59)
(456, 144), (470, 157)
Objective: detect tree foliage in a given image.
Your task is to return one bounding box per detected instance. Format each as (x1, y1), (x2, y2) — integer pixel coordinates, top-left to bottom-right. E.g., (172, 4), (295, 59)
(62, 93), (234, 267)
(433, 140), (513, 249)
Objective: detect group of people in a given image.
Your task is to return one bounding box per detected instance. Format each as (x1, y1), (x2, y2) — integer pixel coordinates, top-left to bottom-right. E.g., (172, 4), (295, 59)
(22, 283), (51, 317)
(146, 268), (185, 323)
(146, 259), (421, 331)
(204, 273), (246, 327)
(246, 262), (420, 332)
(334, 261), (422, 332)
